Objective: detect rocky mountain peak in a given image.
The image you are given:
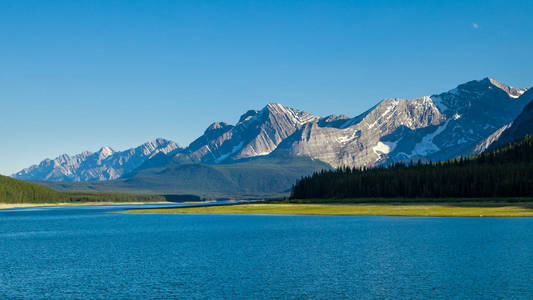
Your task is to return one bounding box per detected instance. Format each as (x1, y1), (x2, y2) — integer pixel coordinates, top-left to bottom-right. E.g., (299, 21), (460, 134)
(13, 139), (182, 182)
(153, 137), (174, 146)
(238, 110), (259, 123)
(264, 102), (284, 110)
(451, 78), (527, 100)
(97, 146), (114, 159)
(360, 96), (444, 130)
(137, 138), (180, 156)
(430, 78), (530, 117)
(206, 122), (231, 132)
(260, 102), (319, 126)
(487, 78), (528, 98)
(181, 103), (320, 163)
(56, 154), (73, 163)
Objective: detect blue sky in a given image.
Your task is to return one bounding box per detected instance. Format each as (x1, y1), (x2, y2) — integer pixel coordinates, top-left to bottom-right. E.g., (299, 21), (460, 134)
(1, 0), (532, 175)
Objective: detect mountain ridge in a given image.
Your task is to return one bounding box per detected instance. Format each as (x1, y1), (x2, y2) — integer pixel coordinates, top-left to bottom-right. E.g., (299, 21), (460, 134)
(14, 138), (181, 182)
(13, 77), (531, 185)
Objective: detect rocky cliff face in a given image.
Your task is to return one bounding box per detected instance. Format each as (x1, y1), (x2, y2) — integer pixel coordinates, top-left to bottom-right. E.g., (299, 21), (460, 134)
(275, 97), (445, 167)
(177, 103), (319, 163)
(385, 78), (530, 162)
(14, 138), (181, 181)
(273, 78), (529, 167)
(475, 91), (533, 152)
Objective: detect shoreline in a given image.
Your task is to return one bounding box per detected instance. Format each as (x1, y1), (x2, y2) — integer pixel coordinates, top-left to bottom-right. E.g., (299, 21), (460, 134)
(0, 201), (174, 210)
(124, 202), (533, 217)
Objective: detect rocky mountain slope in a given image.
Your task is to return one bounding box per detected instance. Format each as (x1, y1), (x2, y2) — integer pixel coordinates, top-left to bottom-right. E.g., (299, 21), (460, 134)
(489, 98), (533, 149)
(475, 91), (533, 152)
(178, 103), (319, 164)
(275, 96), (445, 167)
(14, 139), (181, 181)
(384, 78), (529, 162)
(272, 78), (529, 167)
(14, 78), (531, 186)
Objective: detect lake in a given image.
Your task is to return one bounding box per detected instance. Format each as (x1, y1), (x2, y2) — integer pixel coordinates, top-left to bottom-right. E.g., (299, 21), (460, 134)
(1, 204), (533, 299)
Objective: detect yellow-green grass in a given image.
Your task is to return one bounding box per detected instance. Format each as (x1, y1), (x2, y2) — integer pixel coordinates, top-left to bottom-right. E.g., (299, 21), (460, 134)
(125, 202), (533, 217)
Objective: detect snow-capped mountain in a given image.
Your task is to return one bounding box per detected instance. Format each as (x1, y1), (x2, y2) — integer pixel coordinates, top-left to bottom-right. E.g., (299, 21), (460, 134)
(14, 138), (181, 181)
(14, 77), (531, 182)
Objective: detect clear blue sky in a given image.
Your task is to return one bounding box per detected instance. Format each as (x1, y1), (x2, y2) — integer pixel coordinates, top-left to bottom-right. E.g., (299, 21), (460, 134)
(1, 0), (532, 175)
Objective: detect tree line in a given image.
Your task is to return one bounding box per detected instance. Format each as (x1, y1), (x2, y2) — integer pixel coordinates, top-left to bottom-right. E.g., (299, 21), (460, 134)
(291, 136), (533, 199)
(0, 175), (165, 204)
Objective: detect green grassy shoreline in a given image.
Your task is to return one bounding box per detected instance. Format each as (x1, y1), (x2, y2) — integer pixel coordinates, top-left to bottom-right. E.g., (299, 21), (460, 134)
(124, 199), (533, 217)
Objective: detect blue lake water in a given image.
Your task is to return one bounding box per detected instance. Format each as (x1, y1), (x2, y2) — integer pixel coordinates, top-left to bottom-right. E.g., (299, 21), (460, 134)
(1, 204), (533, 299)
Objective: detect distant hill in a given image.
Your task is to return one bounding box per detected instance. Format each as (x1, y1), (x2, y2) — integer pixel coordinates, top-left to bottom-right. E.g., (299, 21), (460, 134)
(0, 175), (165, 204)
(42, 153), (331, 198)
(291, 136), (533, 199)
(0, 175), (63, 203)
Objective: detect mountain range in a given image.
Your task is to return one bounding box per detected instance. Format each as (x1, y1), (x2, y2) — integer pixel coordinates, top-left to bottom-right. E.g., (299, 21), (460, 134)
(13, 78), (533, 196)
(14, 139), (180, 181)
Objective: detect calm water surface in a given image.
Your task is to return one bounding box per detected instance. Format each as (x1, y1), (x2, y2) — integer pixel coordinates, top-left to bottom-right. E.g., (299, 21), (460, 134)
(1, 204), (533, 299)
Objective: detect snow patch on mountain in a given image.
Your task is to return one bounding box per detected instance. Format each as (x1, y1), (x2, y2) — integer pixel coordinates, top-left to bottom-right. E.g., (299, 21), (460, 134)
(336, 129), (360, 144)
(215, 142), (244, 163)
(372, 141), (397, 161)
(409, 120), (451, 157)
